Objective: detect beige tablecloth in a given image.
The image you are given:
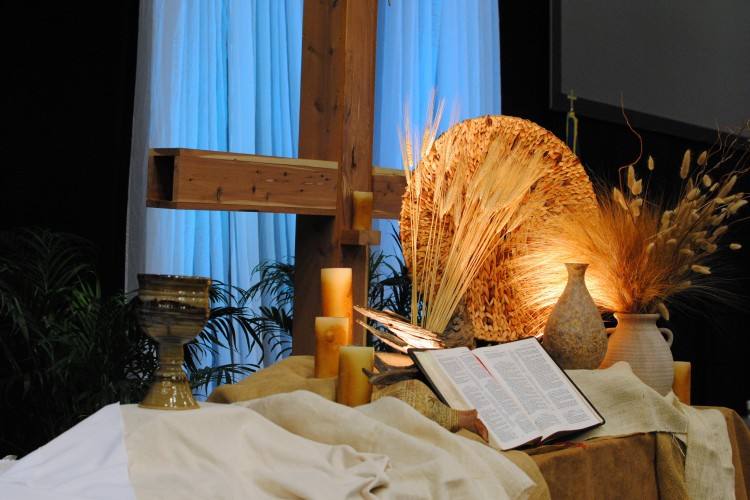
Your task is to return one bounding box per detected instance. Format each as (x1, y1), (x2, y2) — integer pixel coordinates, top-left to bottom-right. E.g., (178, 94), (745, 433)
(210, 356), (750, 500)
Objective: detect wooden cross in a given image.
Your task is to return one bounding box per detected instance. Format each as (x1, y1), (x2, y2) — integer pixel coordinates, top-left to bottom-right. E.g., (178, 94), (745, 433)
(146, 0), (405, 355)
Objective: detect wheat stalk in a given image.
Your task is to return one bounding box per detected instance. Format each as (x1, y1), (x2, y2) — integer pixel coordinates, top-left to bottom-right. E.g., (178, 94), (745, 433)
(394, 105), (549, 337)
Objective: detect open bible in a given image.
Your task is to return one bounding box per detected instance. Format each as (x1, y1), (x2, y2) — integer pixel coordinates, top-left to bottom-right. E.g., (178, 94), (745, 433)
(410, 337), (604, 450)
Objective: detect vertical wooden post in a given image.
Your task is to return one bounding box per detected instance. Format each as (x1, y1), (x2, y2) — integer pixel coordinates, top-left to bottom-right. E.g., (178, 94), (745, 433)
(292, 0), (379, 354)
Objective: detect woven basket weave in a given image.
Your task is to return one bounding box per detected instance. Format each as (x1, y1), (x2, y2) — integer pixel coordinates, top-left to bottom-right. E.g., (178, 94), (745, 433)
(399, 115), (597, 342)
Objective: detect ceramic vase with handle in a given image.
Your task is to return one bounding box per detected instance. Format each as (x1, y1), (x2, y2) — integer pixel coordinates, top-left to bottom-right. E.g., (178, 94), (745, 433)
(600, 313), (674, 395)
(543, 263), (608, 369)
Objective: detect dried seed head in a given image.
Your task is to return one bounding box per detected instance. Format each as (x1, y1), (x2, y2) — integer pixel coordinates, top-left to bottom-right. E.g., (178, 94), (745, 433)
(718, 175), (737, 198)
(666, 238), (677, 246)
(613, 187), (628, 210)
(697, 150), (708, 166)
(647, 155), (655, 171)
(712, 213), (727, 226)
(691, 264), (711, 275)
(730, 243), (742, 250)
(661, 210), (673, 228)
(645, 241), (655, 254)
(679, 247), (695, 257)
(728, 199), (748, 215)
(630, 197), (643, 216)
(712, 225), (728, 238)
(686, 187), (701, 201)
(702, 174), (712, 187)
(700, 241), (718, 253)
(680, 150), (691, 179)
(631, 179), (643, 196)
(627, 165), (636, 190)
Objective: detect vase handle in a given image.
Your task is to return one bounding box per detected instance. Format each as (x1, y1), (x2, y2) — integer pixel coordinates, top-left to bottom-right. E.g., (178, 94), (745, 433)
(659, 328), (674, 347)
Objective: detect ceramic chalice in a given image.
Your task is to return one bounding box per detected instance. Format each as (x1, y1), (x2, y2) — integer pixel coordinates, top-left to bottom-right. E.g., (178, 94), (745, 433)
(137, 274), (211, 410)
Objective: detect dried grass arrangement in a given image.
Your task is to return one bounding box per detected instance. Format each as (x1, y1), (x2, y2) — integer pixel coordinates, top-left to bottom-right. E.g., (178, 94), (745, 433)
(357, 107), (552, 351)
(397, 115), (598, 342)
(512, 131), (749, 323)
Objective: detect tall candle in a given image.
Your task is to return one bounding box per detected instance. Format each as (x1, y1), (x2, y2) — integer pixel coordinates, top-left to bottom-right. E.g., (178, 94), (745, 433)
(321, 268), (353, 335)
(336, 346), (374, 406)
(673, 361), (691, 405)
(314, 316), (350, 378)
(352, 191), (374, 230)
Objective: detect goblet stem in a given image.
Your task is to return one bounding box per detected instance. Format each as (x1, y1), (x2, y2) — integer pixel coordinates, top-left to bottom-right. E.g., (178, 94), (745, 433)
(140, 340), (199, 410)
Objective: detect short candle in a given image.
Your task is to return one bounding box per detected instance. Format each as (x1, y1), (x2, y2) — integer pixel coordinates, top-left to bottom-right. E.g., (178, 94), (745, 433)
(336, 345), (374, 406)
(320, 267), (353, 336)
(352, 191), (374, 231)
(673, 361), (691, 405)
(314, 316), (350, 378)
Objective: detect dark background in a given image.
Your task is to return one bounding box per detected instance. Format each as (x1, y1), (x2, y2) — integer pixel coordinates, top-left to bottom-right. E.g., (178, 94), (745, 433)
(1, 0), (747, 416)
(1, 1), (139, 296)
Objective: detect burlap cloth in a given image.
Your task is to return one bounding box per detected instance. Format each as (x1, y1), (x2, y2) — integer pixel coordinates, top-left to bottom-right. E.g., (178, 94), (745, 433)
(209, 357), (750, 500)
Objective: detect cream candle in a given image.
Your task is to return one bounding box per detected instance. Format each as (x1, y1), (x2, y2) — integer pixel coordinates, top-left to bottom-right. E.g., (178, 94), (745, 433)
(673, 361), (691, 405)
(336, 345), (374, 406)
(314, 316), (350, 378)
(352, 191), (374, 230)
(320, 267), (353, 336)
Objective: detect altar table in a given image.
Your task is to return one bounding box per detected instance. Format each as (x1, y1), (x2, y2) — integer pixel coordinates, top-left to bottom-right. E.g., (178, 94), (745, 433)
(209, 356), (750, 500)
(521, 407), (749, 500)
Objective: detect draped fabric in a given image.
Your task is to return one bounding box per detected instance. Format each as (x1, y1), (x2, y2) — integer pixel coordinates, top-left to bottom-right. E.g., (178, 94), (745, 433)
(126, 0), (500, 372)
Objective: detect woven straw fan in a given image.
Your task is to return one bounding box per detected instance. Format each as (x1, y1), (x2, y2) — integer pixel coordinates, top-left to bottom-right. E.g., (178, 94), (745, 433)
(399, 115), (597, 342)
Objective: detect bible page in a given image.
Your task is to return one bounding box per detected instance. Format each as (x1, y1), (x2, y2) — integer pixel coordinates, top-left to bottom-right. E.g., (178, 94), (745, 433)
(421, 348), (540, 450)
(474, 338), (602, 441)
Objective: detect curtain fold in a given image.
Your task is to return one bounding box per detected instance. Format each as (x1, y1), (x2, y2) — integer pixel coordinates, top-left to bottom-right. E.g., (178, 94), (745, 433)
(126, 0), (499, 373)
(126, 0), (302, 374)
(373, 0), (501, 255)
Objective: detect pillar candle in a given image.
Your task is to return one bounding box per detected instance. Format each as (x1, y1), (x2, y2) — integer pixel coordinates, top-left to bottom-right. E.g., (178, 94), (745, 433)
(336, 346), (374, 406)
(673, 361), (691, 405)
(314, 316), (350, 378)
(352, 191), (374, 230)
(321, 267), (353, 335)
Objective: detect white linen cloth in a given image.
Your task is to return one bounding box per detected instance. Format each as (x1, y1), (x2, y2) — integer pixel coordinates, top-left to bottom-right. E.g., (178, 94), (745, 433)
(569, 362), (735, 500)
(238, 391), (535, 500)
(0, 394), (534, 500)
(0, 403), (135, 500)
(121, 398), (392, 499)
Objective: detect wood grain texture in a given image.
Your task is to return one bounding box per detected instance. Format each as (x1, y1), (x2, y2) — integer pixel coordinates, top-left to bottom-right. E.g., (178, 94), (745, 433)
(293, 0), (379, 353)
(148, 149), (338, 215)
(340, 229), (381, 246)
(146, 148), (405, 218)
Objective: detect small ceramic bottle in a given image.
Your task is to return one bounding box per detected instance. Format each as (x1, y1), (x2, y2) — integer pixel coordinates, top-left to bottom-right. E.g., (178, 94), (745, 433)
(543, 263), (607, 369)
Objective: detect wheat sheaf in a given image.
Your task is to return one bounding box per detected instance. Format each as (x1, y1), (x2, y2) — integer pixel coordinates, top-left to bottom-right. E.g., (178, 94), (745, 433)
(358, 113), (597, 349)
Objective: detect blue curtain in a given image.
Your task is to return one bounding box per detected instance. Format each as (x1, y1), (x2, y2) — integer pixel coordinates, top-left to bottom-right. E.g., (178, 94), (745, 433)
(127, 0), (302, 372)
(127, 0), (499, 372)
(373, 0), (501, 256)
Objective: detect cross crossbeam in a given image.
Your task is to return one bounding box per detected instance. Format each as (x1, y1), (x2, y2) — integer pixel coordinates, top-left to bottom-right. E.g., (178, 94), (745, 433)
(147, 148), (405, 218)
